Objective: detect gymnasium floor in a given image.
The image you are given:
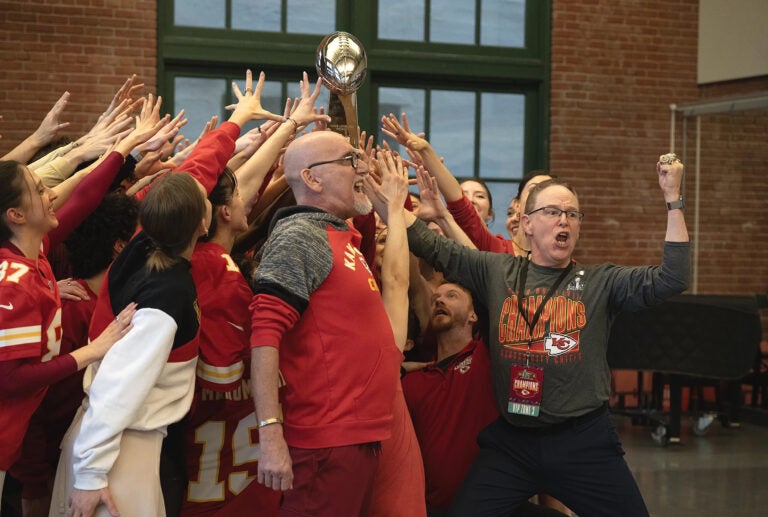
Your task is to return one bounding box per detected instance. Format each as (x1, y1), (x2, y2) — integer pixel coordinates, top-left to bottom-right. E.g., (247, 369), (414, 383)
(618, 411), (768, 516)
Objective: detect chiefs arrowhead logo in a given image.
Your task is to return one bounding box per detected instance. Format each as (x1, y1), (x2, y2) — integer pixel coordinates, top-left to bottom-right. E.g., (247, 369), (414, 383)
(544, 333), (578, 356)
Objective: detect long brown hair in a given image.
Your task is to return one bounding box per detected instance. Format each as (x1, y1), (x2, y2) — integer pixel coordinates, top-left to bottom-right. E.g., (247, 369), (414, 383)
(140, 173), (206, 271)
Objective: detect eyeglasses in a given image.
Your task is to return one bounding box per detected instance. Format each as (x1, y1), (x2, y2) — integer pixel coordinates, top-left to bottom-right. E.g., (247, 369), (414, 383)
(307, 152), (360, 171)
(527, 206), (584, 222)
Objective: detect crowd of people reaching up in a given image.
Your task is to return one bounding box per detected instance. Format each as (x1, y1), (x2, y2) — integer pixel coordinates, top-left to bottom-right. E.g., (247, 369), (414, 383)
(0, 68), (688, 517)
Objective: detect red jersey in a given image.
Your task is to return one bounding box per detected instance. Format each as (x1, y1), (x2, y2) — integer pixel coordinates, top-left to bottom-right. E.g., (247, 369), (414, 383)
(9, 280), (96, 496)
(0, 240), (63, 469)
(190, 242), (251, 391)
(402, 339), (499, 509)
(183, 242), (280, 516)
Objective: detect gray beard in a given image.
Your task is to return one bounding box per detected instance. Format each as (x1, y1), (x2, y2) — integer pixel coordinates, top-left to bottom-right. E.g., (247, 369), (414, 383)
(354, 196), (373, 216)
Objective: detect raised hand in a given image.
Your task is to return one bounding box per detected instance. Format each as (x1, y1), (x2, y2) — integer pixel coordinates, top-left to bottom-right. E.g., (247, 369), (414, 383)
(413, 165), (449, 222)
(656, 153), (684, 199)
(31, 92), (71, 147)
(113, 95), (171, 157)
(381, 112), (430, 152)
(285, 72), (330, 129)
(77, 112), (133, 161)
(228, 69), (284, 127)
(364, 150), (409, 225)
(134, 149), (171, 179)
(135, 108), (187, 155)
(103, 74), (145, 120)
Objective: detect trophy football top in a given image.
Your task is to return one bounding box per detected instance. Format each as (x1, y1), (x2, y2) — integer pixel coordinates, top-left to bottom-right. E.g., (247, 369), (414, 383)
(316, 31), (367, 95)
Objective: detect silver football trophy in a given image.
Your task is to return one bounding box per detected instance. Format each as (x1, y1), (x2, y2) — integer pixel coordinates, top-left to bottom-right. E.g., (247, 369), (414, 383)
(316, 31), (367, 147)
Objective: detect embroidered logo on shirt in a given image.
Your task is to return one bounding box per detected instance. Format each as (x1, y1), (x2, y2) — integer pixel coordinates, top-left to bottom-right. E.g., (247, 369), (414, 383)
(0, 302), (13, 310)
(227, 321), (245, 332)
(454, 356), (473, 374)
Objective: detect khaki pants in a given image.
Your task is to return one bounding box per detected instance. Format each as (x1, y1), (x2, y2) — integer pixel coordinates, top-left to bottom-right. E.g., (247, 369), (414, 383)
(49, 407), (165, 517)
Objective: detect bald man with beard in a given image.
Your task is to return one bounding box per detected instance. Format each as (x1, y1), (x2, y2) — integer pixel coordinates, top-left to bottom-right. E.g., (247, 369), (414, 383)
(249, 130), (402, 516)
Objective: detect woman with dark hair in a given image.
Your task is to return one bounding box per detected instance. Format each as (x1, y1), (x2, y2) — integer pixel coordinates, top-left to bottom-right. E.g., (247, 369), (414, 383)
(10, 192), (139, 516)
(0, 102), (166, 508)
(50, 172), (211, 517)
(0, 160), (137, 507)
(459, 178), (494, 225)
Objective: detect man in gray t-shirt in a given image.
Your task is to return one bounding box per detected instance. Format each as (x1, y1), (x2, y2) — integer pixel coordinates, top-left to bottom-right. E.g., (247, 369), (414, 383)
(386, 155), (689, 517)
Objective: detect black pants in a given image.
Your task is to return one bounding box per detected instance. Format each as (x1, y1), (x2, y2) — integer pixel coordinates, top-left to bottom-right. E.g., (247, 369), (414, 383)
(450, 410), (648, 517)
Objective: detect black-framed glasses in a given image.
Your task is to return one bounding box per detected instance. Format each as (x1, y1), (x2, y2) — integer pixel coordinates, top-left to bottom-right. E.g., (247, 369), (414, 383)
(527, 206), (584, 222)
(307, 152), (360, 171)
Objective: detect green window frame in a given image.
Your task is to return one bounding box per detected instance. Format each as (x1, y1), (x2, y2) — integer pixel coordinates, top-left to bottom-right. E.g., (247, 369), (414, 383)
(158, 0), (550, 235)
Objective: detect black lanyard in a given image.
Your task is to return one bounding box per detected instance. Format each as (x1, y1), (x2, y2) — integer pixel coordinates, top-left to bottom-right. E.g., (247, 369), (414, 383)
(516, 260), (573, 363)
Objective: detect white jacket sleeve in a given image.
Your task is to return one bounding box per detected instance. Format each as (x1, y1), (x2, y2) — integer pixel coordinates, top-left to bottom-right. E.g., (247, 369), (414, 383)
(72, 308), (177, 490)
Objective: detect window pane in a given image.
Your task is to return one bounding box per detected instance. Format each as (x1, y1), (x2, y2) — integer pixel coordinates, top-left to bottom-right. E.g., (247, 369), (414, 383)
(481, 0), (526, 47)
(430, 90), (475, 175)
(430, 0), (475, 45)
(486, 181), (519, 237)
(287, 0), (335, 34)
(174, 77), (228, 137)
(378, 87), (426, 152)
(174, 0), (225, 28)
(232, 0), (280, 32)
(378, 0), (425, 41)
(480, 92), (525, 179)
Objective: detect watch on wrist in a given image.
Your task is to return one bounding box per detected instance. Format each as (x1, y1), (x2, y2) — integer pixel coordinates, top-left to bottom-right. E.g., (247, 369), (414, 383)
(666, 197), (685, 211)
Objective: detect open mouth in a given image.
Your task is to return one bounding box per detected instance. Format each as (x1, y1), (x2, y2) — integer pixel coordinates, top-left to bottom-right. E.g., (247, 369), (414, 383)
(354, 180), (365, 193)
(556, 231), (569, 243)
(432, 307), (449, 317)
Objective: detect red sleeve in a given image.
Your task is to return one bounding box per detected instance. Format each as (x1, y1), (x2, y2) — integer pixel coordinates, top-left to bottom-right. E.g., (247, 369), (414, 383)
(352, 211), (377, 272)
(133, 122), (241, 199)
(446, 196), (513, 254)
(0, 354), (78, 398)
(175, 121), (240, 194)
(249, 293), (300, 349)
(49, 152), (125, 248)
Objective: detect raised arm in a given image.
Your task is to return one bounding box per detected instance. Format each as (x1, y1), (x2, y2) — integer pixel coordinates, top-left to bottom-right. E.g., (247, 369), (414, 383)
(657, 153), (689, 243)
(236, 72), (329, 212)
(381, 112), (464, 202)
(365, 150), (411, 350)
(165, 70), (286, 196)
(413, 166), (477, 250)
(2, 92), (71, 163)
(38, 107), (134, 189)
(49, 97), (167, 246)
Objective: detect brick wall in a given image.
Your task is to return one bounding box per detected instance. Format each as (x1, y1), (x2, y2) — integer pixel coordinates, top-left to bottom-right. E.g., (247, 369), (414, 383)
(0, 0), (157, 150)
(2, 1), (766, 298)
(550, 0), (768, 297)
